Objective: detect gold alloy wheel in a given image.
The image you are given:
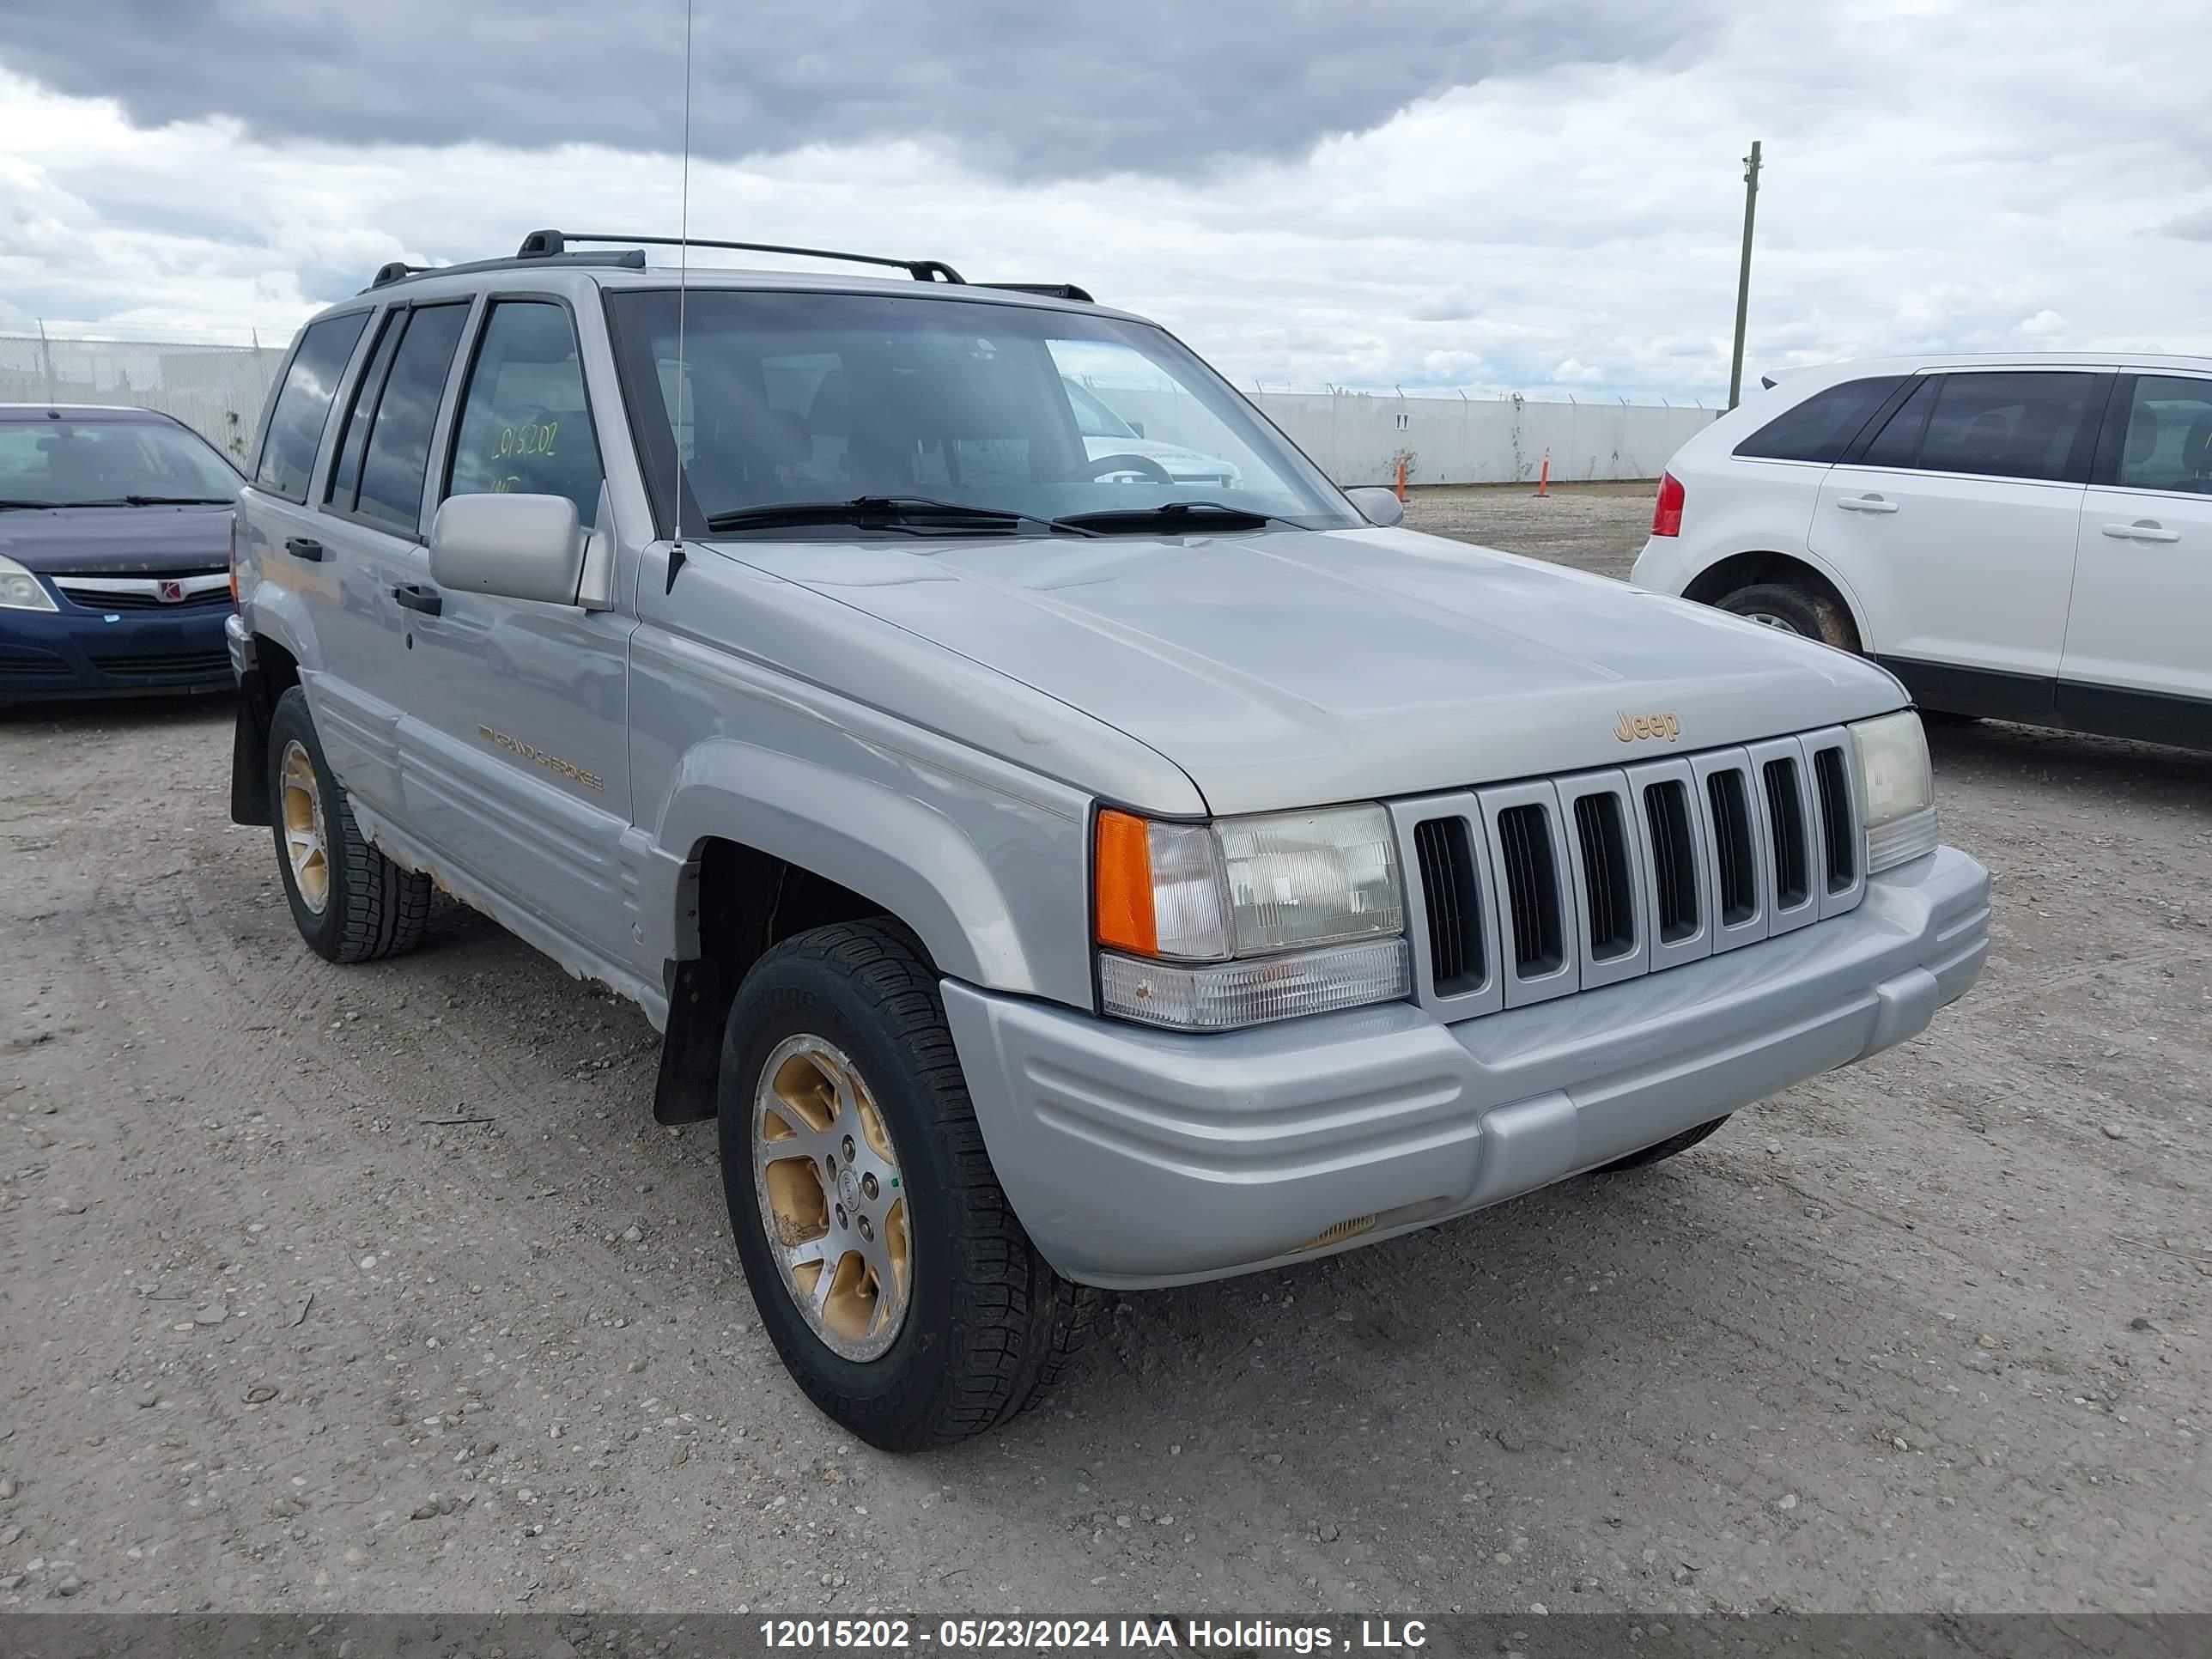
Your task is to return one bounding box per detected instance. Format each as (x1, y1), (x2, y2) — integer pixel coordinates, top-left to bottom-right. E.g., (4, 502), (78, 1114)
(752, 1034), (912, 1361)
(278, 739), (331, 915)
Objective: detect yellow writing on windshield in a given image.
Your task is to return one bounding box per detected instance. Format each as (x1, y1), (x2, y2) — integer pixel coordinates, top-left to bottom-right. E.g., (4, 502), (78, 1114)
(490, 421), (558, 460)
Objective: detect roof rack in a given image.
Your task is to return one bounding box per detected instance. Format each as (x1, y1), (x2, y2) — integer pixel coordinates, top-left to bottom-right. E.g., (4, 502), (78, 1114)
(363, 246), (647, 293)
(519, 229), (966, 286)
(359, 232), (1095, 302)
(976, 282), (1095, 304)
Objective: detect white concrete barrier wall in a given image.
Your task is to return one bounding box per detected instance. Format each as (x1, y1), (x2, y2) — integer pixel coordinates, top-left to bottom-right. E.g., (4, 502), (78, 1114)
(6, 334), (1714, 489)
(1245, 390), (1719, 487)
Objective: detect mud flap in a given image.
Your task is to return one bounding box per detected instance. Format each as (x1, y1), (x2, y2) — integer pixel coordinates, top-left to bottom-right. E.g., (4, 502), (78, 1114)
(229, 668), (273, 827)
(653, 957), (727, 1124)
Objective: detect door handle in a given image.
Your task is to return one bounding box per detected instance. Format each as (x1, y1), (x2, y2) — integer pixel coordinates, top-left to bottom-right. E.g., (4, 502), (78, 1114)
(283, 537), (326, 562)
(392, 583), (444, 617)
(1836, 495), (1899, 514)
(2101, 520), (2180, 543)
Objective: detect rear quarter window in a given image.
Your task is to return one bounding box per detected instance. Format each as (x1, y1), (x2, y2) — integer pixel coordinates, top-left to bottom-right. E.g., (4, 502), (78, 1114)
(1733, 376), (1905, 464)
(256, 312), (371, 501)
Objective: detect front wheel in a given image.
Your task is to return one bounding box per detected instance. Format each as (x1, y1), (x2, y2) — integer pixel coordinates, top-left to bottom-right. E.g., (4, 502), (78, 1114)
(716, 919), (1094, 1449)
(1592, 1115), (1730, 1173)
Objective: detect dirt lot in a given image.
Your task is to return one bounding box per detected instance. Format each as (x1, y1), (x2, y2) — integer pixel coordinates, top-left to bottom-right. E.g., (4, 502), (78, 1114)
(3, 483), (2207, 1617)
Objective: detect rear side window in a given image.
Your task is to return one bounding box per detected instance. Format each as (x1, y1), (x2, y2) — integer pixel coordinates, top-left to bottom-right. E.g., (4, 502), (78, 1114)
(355, 305), (471, 534)
(447, 301), (605, 523)
(2111, 375), (2212, 494)
(1733, 376), (1904, 463)
(1885, 371), (2098, 483)
(326, 311), (407, 511)
(256, 312), (370, 501)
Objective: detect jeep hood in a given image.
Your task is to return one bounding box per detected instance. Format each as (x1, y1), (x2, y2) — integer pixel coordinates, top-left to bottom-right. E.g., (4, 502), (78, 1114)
(735, 525), (1908, 816)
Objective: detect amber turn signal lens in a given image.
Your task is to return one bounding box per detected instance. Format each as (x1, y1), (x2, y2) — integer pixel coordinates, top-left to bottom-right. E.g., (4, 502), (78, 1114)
(1094, 808), (1158, 956)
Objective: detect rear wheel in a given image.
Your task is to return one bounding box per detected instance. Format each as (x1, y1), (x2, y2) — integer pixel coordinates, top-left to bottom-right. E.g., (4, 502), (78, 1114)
(717, 919), (1094, 1450)
(1593, 1115), (1730, 1173)
(1717, 582), (1860, 652)
(266, 686), (431, 963)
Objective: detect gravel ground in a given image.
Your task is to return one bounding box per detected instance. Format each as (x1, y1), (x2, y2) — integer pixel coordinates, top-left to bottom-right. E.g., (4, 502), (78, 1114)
(3, 485), (2207, 1617)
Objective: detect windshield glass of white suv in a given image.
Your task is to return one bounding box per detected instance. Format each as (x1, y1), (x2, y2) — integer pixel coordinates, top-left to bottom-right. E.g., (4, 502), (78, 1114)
(605, 289), (1358, 532)
(0, 417), (241, 506)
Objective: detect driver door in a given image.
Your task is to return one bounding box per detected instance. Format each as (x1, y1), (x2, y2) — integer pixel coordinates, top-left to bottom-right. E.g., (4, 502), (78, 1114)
(402, 298), (638, 957)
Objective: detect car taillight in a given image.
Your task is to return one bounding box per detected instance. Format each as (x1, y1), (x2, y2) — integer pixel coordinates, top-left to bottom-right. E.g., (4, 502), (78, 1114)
(1651, 471), (1685, 538)
(229, 514), (240, 605)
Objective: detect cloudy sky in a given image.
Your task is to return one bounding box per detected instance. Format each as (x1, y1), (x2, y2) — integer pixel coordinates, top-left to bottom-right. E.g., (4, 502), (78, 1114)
(1, 0), (2205, 401)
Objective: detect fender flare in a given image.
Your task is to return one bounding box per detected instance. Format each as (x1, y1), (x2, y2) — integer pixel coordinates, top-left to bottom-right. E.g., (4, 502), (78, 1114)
(653, 738), (1048, 995)
(242, 584), (322, 682)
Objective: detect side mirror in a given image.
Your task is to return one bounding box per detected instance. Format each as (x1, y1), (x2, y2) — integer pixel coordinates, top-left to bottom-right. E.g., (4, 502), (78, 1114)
(1344, 485), (1404, 528)
(1129, 421), (1146, 438)
(428, 493), (586, 605)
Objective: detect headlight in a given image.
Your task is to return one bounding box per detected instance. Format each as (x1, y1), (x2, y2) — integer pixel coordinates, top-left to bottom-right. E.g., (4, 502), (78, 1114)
(0, 553), (57, 612)
(1850, 708), (1938, 872)
(1094, 805), (1410, 1030)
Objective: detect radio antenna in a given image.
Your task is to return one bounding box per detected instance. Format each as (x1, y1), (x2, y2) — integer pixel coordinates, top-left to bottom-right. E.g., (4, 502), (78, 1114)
(665, 0), (696, 593)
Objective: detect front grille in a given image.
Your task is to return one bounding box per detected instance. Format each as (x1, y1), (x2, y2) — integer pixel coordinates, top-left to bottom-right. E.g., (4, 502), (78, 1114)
(1706, 768), (1759, 926)
(89, 650), (230, 678)
(1643, 780), (1699, 943)
(1761, 757), (1811, 910)
(0, 653), (71, 678)
(1572, 793), (1637, 960)
(1412, 816), (1484, 995)
(1495, 804), (1565, 978)
(1813, 746), (1855, 893)
(1405, 726), (1866, 1012)
(56, 584), (230, 611)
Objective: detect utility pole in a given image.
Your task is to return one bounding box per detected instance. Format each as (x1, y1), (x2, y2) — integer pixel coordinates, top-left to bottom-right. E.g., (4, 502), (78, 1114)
(1727, 140), (1762, 410)
(36, 318), (58, 403)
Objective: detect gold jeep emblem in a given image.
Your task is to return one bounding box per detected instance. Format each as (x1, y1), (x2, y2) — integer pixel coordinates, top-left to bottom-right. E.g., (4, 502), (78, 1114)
(1614, 710), (1683, 744)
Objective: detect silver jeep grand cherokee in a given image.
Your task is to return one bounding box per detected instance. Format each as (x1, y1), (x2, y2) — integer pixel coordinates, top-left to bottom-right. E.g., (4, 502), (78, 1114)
(226, 231), (1990, 1449)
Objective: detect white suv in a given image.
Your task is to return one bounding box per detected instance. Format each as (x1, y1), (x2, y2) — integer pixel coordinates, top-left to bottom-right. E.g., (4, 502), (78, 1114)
(1632, 354), (2212, 751)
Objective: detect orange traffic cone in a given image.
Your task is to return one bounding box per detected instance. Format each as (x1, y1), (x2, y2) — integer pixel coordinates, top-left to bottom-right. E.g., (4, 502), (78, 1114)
(1535, 448), (1551, 498)
(1395, 457), (1407, 502)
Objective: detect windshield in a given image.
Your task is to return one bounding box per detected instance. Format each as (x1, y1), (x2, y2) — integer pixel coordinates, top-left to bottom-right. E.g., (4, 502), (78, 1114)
(0, 417), (241, 507)
(604, 289), (1358, 535)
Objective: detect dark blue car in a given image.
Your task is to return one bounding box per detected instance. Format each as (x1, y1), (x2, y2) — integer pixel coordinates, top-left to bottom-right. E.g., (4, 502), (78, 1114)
(0, 404), (243, 702)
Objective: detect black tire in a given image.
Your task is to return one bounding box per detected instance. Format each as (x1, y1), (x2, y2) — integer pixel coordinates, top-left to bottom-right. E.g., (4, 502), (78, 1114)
(1593, 1114), (1730, 1173)
(717, 919), (1096, 1450)
(266, 685), (431, 963)
(1717, 582), (1861, 653)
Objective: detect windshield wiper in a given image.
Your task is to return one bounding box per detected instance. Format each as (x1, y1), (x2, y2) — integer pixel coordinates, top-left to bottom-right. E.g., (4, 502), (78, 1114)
(1050, 501), (1276, 534)
(702, 495), (1091, 536)
(17, 495), (234, 509)
(0, 498), (62, 510)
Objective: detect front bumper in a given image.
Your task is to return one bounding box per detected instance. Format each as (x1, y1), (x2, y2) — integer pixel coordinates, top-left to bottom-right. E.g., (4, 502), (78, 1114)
(0, 593), (234, 702)
(945, 844), (1990, 1289)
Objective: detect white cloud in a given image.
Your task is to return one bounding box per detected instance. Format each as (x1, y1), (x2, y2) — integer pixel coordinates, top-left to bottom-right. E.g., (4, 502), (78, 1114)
(3, 1), (2211, 400)
(1409, 287), (1478, 322)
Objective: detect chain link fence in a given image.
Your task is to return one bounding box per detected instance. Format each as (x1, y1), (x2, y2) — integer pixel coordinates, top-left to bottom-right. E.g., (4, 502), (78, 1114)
(1, 331), (1713, 487)
(0, 334), (286, 466)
